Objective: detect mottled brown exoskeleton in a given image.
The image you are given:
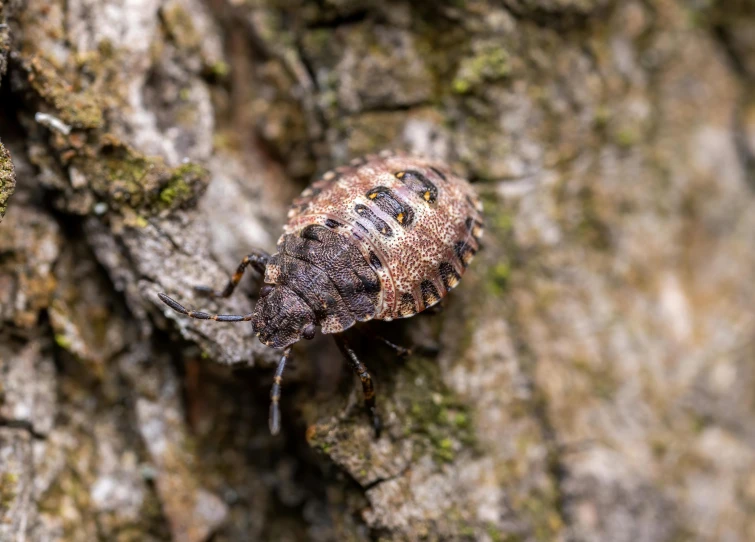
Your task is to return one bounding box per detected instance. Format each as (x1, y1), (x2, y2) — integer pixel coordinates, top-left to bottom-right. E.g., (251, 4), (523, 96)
(159, 151), (483, 436)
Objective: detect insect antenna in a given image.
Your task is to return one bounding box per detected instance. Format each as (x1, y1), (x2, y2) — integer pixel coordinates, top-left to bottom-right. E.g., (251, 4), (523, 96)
(158, 293), (254, 322)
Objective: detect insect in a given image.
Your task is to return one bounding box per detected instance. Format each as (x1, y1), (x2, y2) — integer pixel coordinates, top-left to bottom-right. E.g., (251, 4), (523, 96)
(158, 150), (484, 436)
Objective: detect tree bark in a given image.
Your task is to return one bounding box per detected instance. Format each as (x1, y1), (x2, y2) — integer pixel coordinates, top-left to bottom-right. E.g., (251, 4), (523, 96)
(1, 0), (754, 541)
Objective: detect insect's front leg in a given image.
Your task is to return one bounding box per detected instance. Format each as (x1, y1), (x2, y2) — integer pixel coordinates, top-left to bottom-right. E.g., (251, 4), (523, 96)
(194, 248), (271, 299)
(335, 335), (382, 438)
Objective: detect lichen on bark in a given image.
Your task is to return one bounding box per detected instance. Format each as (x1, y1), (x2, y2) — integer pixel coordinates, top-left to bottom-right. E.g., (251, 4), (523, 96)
(0, 142), (14, 220)
(0, 0), (14, 221)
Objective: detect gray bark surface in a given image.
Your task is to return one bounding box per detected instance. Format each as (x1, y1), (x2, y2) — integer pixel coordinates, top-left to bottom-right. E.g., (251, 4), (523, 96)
(1, 1), (754, 541)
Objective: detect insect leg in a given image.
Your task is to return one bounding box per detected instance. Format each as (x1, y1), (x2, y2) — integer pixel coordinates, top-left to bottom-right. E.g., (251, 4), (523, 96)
(354, 328), (412, 357)
(269, 347), (291, 435)
(374, 335), (412, 357)
(194, 248), (271, 299)
(334, 336), (382, 438)
(158, 293), (254, 322)
(423, 300), (446, 315)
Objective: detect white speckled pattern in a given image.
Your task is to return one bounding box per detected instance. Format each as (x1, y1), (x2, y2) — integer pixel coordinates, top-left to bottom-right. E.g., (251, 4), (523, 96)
(282, 151), (483, 324)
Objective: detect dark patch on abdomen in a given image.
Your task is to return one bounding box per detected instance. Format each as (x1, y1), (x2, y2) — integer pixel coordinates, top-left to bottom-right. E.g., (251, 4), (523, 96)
(398, 293), (417, 317)
(429, 166), (447, 181)
(365, 186), (414, 226)
(420, 280), (441, 308)
(454, 240), (476, 268)
(439, 262), (461, 291)
(325, 218), (343, 229)
(300, 224), (320, 240)
(355, 203), (393, 237)
(395, 170), (438, 204)
(369, 250), (382, 270)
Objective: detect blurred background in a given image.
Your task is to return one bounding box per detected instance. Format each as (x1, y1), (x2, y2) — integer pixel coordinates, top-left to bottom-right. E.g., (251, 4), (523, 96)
(1, 1), (754, 541)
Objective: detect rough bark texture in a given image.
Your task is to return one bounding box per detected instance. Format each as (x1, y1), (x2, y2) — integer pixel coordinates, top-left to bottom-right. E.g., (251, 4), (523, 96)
(1, 0), (754, 541)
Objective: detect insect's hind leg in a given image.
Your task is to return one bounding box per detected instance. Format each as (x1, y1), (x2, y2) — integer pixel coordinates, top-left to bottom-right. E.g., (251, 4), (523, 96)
(158, 293), (254, 322)
(334, 335), (382, 438)
(194, 248), (271, 299)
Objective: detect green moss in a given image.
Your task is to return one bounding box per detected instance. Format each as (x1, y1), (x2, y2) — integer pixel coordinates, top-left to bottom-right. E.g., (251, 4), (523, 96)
(453, 78), (472, 95)
(102, 153), (152, 195)
(68, 137), (209, 215)
(26, 55), (103, 129)
(684, 4), (713, 29)
(452, 45), (511, 95)
(209, 61), (229, 79)
(97, 39), (115, 58)
(488, 262), (511, 297)
(0, 142), (15, 220)
(453, 412), (469, 428)
(54, 334), (72, 350)
(459, 524), (476, 537)
(0, 472), (18, 510)
(159, 177), (191, 205)
(486, 523), (514, 542)
(691, 413), (711, 434)
(515, 486), (564, 541)
(479, 192), (513, 231)
(395, 357), (477, 463)
(160, 5), (201, 52)
(410, 12), (473, 100)
(615, 126), (639, 148)
(306, 28), (331, 52)
(593, 106), (610, 129)
(435, 438), (455, 462)
(14, 11), (211, 221)
(166, 163), (207, 200)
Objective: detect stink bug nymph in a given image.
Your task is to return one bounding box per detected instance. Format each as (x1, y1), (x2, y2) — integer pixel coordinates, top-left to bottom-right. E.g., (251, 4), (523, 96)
(159, 151), (484, 436)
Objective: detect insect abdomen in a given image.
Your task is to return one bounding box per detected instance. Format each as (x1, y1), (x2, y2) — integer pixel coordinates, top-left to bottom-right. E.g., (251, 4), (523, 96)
(282, 151), (483, 326)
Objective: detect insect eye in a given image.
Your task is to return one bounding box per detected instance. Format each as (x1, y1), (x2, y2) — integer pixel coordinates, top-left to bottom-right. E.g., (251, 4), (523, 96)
(302, 323), (316, 340)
